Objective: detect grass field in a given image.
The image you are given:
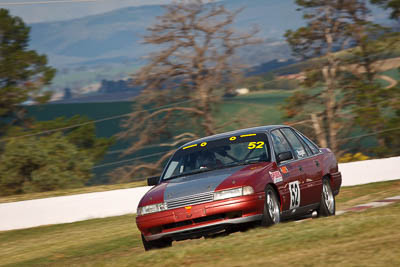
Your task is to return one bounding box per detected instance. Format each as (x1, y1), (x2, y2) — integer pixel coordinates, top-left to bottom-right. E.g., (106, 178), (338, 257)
(1, 179), (399, 267)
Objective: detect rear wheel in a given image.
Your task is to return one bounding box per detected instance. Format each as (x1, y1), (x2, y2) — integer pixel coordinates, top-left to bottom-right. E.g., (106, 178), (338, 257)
(261, 185), (281, 226)
(141, 234), (172, 251)
(318, 178), (336, 216)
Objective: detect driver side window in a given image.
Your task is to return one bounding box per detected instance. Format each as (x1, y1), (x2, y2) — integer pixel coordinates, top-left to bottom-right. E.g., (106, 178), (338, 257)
(271, 130), (292, 158)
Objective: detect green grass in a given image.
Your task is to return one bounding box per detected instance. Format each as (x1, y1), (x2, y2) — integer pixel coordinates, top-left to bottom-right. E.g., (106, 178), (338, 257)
(218, 90), (291, 130)
(382, 68), (400, 81)
(26, 101), (134, 138)
(27, 91), (291, 138)
(336, 179), (400, 209)
(0, 179), (399, 266)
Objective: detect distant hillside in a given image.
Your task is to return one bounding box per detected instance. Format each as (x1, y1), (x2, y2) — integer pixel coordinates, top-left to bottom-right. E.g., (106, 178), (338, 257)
(29, 0), (305, 68)
(26, 0), (390, 96)
(28, 0), (390, 69)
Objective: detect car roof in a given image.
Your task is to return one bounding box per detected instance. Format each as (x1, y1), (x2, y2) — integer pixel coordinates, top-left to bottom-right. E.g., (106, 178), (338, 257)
(180, 125), (289, 148)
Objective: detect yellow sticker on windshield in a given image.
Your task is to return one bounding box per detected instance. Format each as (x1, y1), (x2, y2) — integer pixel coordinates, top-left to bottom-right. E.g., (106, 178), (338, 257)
(248, 141), (264, 149)
(241, 134), (256, 137)
(183, 144), (197, 150)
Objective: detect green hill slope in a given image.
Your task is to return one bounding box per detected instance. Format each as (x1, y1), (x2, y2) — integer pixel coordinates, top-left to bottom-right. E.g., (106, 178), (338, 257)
(26, 91), (291, 184)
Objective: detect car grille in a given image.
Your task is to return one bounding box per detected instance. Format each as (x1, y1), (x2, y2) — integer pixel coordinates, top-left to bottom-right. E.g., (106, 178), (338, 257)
(166, 191), (214, 209)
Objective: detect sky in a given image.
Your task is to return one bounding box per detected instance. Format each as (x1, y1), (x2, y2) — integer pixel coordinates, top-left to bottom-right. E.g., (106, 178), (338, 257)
(0, 0), (175, 23)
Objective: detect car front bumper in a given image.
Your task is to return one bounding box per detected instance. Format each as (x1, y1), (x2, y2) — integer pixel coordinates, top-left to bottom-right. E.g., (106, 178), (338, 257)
(136, 193), (265, 241)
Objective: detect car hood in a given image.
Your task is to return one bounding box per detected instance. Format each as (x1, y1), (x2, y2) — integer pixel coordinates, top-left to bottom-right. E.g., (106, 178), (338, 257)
(163, 165), (245, 201)
(139, 162), (273, 207)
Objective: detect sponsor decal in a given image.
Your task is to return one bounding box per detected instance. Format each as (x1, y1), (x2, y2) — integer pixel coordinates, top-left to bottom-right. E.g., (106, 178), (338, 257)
(270, 171), (283, 183)
(297, 149), (306, 157)
(280, 166), (289, 174)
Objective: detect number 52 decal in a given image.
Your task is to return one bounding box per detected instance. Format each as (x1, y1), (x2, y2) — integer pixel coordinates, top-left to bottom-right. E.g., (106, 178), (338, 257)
(248, 141), (264, 149)
(289, 181), (300, 209)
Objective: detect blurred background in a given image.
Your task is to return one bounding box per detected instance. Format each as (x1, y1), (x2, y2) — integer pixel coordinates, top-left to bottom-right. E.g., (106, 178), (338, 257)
(0, 0), (399, 197)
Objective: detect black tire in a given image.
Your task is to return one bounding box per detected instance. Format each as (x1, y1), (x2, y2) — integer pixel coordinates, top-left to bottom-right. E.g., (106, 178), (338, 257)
(141, 234), (172, 251)
(318, 178), (336, 217)
(261, 185), (281, 226)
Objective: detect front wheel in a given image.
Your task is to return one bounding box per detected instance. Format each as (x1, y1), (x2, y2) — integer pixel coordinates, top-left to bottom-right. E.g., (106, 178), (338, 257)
(318, 178), (336, 216)
(261, 185), (281, 226)
(141, 234), (172, 251)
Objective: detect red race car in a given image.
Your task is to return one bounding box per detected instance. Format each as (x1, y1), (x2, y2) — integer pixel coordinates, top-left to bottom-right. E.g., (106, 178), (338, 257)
(136, 125), (341, 250)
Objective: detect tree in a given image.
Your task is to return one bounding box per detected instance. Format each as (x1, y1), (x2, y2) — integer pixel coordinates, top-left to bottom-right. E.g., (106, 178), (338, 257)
(0, 133), (93, 196)
(114, 0), (259, 181)
(341, 1), (400, 156)
(5, 115), (114, 163)
(284, 0), (357, 155)
(0, 9), (55, 134)
(0, 10), (113, 193)
(283, 0), (399, 157)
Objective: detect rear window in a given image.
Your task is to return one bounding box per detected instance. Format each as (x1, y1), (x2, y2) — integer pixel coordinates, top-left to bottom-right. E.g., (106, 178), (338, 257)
(297, 132), (320, 154)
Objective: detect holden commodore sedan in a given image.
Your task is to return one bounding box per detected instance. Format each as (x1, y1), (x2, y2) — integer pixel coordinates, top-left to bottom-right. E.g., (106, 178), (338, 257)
(136, 125), (341, 250)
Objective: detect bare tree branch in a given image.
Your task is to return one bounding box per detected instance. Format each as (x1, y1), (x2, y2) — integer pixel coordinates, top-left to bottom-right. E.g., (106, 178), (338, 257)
(111, 0), (261, 181)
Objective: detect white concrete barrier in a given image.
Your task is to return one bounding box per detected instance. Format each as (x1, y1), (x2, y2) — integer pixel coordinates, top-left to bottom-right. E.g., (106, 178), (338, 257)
(0, 186), (151, 231)
(0, 156), (399, 231)
(339, 156), (400, 186)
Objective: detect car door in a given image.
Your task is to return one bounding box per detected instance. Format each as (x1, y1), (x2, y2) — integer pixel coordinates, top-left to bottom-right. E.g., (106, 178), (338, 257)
(295, 130), (324, 204)
(270, 129), (304, 213)
(281, 128), (322, 206)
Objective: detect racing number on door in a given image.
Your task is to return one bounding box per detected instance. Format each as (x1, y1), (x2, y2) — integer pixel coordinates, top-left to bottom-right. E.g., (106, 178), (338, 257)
(289, 181), (300, 209)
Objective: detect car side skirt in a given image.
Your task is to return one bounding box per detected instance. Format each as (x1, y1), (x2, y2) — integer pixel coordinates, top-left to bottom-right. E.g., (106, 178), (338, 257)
(281, 203), (320, 219)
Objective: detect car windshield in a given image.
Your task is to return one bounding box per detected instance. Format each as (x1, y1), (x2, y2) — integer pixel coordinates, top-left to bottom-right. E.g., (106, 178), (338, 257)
(162, 133), (270, 180)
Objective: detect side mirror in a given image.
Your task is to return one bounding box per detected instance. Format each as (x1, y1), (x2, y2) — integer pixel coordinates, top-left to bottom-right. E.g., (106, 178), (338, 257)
(147, 176), (159, 186)
(277, 151), (293, 163)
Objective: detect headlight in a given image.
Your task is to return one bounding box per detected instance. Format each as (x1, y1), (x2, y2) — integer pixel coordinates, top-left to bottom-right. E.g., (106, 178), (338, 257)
(213, 186), (254, 201)
(137, 203), (167, 216)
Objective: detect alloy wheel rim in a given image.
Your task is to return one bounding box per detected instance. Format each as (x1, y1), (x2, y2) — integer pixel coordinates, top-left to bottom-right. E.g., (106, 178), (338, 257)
(323, 182), (334, 213)
(267, 191), (279, 223)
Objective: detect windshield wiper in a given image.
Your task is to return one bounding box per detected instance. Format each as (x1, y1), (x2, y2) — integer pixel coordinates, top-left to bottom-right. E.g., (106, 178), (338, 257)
(244, 159), (262, 164)
(165, 167), (212, 180)
(222, 159), (262, 169)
